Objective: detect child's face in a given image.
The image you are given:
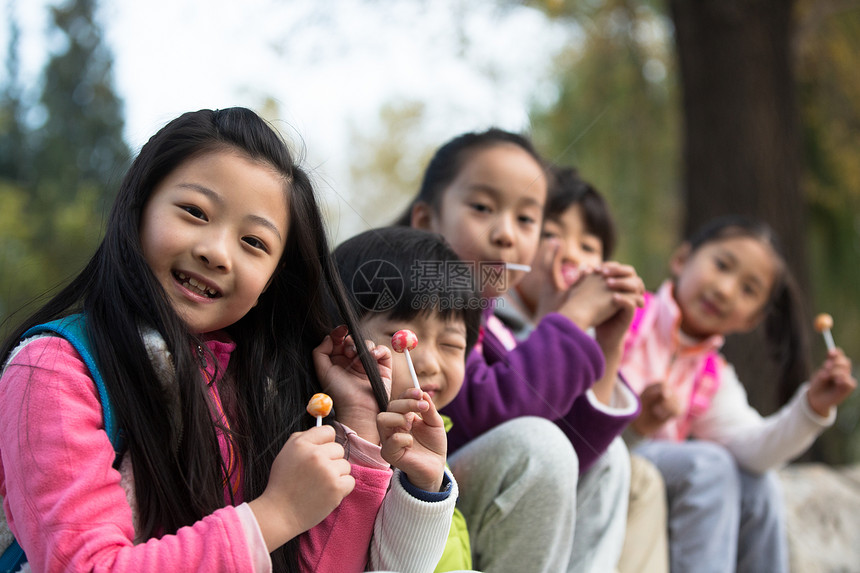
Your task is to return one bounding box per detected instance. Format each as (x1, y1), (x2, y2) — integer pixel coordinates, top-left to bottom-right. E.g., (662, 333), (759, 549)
(414, 144), (546, 298)
(516, 203), (604, 312)
(139, 150), (288, 334)
(671, 235), (777, 339)
(360, 312), (468, 409)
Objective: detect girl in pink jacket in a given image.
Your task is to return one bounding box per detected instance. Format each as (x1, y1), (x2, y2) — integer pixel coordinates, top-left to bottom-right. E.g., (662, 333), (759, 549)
(0, 108), (454, 573)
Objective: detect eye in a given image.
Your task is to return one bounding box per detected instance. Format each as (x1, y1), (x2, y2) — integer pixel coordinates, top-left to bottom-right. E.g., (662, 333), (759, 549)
(181, 205), (207, 220)
(582, 243), (597, 254)
(469, 202), (491, 214)
(518, 215), (537, 225)
(542, 230), (559, 240)
(242, 236), (268, 252)
(714, 257), (729, 271)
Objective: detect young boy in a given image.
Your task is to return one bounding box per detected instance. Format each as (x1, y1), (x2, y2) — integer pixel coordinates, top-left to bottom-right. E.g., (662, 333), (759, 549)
(333, 226), (587, 572)
(497, 165), (668, 573)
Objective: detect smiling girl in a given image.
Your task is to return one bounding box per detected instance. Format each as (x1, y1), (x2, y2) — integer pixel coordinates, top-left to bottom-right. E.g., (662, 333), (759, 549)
(0, 108), (453, 573)
(621, 215), (856, 573)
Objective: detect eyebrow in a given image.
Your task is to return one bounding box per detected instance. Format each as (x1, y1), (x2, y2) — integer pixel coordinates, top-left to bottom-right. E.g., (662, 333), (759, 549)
(179, 183), (284, 243)
(468, 183), (543, 208)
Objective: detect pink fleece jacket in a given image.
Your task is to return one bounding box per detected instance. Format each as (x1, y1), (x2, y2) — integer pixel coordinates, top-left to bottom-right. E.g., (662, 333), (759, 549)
(0, 334), (392, 572)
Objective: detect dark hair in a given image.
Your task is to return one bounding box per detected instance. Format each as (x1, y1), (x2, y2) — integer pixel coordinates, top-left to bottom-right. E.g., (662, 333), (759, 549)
(332, 227), (482, 355)
(393, 127), (546, 226)
(684, 215), (810, 401)
(0, 108), (386, 572)
(545, 165), (617, 260)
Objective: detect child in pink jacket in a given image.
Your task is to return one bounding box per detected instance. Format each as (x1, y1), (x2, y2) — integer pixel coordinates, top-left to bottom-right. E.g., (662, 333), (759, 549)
(0, 108), (454, 572)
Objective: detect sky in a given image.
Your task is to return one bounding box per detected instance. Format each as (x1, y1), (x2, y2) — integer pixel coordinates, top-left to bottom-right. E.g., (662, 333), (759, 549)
(5, 0), (574, 239)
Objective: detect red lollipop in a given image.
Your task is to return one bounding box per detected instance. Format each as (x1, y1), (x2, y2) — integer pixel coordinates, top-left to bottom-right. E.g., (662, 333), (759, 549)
(391, 329), (420, 389)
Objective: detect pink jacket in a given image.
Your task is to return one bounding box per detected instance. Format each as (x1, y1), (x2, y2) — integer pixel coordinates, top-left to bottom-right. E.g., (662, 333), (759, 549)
(0, 334), (392, 572)
(621, 281), (724, 441)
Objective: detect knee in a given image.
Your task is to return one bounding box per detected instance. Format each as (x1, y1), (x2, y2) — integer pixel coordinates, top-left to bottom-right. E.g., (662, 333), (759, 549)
(501, 417), (579, 483)
(668, 441), (740, 495)
(630, 454), (666, 508)
(741, 471), (785, 522)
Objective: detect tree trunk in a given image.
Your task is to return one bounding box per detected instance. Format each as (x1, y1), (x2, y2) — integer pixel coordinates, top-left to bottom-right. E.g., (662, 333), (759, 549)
(670, 0), (811, 416)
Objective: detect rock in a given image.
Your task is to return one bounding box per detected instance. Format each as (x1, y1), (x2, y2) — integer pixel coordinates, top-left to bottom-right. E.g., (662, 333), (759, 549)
(780, 463), (860, 572)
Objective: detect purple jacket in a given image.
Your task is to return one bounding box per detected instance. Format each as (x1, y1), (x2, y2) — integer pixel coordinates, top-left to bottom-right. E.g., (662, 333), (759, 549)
(441, 311), (639, 473)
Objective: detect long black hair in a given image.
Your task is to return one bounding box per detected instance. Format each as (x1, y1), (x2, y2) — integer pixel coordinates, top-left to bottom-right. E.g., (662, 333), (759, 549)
(0, 108), (387, 571)
(393, 127), (545, 226)
(683, 215), (810, 403)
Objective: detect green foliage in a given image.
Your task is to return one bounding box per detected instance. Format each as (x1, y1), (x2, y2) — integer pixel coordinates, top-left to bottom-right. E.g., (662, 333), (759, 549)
(347, 101), (434, 231)
(529, 0), (679, 288)
(0, 0), (127, 333)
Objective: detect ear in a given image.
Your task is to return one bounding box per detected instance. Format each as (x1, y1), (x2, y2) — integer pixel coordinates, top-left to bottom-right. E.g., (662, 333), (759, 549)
(669, 243), (691, 277)
(411, 202), (434, 230)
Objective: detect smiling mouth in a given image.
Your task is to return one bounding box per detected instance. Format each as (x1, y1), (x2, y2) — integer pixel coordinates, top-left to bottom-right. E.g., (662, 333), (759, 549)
(174, 272), (220, 298)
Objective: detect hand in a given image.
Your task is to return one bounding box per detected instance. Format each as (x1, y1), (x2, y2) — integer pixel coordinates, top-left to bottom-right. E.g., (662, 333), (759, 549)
(377, 387), (447, 492)
(593, 262), (645, 359)
(248, 426), (354, 552)
(556, 272), (616, 331)
(807, 348), (856, 417)
(312, 325), (393, 442)
(631, 382), (681, 437)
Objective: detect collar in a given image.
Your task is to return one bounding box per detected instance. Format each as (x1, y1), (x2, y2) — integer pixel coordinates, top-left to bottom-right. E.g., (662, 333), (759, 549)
(656, 280), (724, 355)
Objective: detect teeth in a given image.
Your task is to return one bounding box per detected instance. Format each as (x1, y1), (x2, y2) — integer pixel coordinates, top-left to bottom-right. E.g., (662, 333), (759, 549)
(175, 272), (217, 297)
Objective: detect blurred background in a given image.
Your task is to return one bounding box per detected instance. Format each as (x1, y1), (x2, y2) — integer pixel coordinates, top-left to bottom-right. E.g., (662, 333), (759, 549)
(1, 0), (858, 463)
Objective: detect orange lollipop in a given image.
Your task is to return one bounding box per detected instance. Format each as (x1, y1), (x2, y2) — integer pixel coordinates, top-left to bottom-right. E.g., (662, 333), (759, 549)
(814, 313), (836, 352)
(307, 393), (333, 426)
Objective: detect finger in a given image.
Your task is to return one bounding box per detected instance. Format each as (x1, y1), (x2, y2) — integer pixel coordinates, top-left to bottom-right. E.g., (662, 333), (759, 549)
(386, 396), (430, 415)
(302, 425), (338, 444)
(381, 432), (414, 457)
(418, 392), (444, 427)
(377, 411), (412, 431)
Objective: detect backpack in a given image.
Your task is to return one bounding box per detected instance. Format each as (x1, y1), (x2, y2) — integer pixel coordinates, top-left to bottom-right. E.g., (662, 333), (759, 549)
(0, 314), (124, 573)
(625, 291), (722, 439)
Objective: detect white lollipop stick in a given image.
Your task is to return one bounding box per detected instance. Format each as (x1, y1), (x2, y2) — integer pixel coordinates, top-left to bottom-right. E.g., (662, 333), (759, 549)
(392, 329), (421, 390)
(403, 348), (420, 390)
(506, 263), (532, 272)
(823, 330), (836, 352)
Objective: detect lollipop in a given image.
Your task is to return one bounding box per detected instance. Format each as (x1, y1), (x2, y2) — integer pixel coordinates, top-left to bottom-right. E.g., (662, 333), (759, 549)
(307, 392), (333, 427)
(505, 263), (532, 273)
(814, 313), (836, 352)
(391, 329), (421, 390)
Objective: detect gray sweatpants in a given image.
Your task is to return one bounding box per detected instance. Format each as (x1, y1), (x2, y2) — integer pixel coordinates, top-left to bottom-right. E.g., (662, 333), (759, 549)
(448, 417), (630, 573)
(635, 439), (788, 573)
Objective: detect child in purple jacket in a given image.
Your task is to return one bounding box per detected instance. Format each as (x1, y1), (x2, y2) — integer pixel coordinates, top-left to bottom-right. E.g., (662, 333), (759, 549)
(396, 128), (644, 571)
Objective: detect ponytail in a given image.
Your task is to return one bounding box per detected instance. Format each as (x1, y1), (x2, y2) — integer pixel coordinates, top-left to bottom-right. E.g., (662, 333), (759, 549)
(764, 270), (811, 405)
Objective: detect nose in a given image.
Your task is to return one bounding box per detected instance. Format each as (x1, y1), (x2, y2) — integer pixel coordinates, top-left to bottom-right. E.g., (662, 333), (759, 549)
(490, 215), (515, 249)
(713, 273), (737, 300)
(193, 230), (231, 272)
(411, 346), (440, 379)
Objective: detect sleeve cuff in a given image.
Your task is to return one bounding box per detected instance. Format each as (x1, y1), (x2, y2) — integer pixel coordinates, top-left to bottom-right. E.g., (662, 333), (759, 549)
(798, 382), (837, 427)
(398, 469), (453, 502)
(235, 503), (273, 572)
(585, 377), (639, 416)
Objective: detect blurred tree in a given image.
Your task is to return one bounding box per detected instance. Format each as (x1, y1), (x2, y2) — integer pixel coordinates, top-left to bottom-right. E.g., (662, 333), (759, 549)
(33, 0), (130, 205)
(0, 1), (27, 181)
(528, 0), (679, 288)
(670, 0), (812, 415)
(348, 100), (432, 232)
(0, 0), (129, 335)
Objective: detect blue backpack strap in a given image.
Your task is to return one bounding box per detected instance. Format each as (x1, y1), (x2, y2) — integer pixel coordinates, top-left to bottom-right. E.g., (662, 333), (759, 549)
(21, 314), (122, 453)
(0, 540), (26, 573)
(1, 315), (125, 571)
